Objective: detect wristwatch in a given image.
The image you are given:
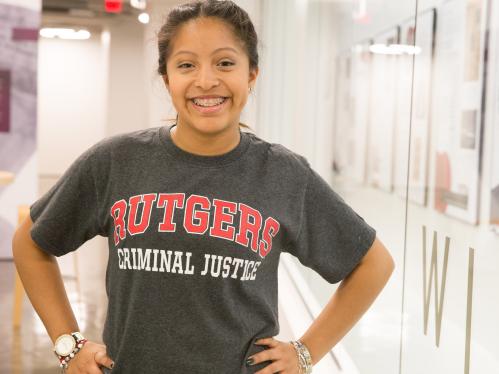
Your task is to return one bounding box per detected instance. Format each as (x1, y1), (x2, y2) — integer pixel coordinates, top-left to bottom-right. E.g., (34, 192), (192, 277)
(53, 332), (88, 373)
(53, 332), (85, 357)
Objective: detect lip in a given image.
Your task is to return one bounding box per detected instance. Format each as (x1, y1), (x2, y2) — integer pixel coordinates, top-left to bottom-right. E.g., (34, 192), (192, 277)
(190, 95), (228, 99)
(190, 97), (229, 114)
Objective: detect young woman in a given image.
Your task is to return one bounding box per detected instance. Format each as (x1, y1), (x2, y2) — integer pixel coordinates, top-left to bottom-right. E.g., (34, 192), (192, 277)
(12, 1), (395, 373)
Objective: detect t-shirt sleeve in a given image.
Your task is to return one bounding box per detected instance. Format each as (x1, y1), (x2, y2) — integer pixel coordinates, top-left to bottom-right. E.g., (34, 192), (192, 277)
(284, 164), (377, 284)
(29, 146), (105, 257)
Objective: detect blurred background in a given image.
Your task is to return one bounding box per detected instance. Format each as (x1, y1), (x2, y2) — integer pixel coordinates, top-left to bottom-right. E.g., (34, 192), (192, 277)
(1, 0), (499, 372)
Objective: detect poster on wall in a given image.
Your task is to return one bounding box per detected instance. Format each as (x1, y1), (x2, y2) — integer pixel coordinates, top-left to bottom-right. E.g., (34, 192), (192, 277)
(394, 10), (436, 205)
(0, 2), (40, 258)
(432, 0), (487, 224)
(490, 0), (499, 228)
(366, 27), (400, 192)
(332, 52), (353, 176)
(348, 41), (372, 184)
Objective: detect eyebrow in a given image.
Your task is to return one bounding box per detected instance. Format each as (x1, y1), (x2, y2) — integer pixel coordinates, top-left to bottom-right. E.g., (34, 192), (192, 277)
(172, 47), (239, 57)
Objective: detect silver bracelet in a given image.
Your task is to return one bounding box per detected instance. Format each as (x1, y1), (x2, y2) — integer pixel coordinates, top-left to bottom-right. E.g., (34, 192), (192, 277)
(290, 339), (313, 374)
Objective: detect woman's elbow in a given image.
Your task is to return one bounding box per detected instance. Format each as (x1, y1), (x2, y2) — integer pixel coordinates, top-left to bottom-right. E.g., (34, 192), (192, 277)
(362, 236), (396, 276)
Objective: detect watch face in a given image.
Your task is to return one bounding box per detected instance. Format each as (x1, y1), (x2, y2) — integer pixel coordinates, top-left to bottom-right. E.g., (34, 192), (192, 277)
(55, 335), (75, 356)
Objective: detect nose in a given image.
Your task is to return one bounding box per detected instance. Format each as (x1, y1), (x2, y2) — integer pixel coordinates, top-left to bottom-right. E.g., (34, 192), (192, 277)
(194, 65), (219, 90)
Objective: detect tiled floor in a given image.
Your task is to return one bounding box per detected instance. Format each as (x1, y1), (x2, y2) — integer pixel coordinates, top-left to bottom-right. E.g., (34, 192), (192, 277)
(1, 236), (295, 374)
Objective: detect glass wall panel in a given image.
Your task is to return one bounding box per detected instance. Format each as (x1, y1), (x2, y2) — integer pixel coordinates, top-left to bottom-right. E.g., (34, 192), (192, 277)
(403, 0), (499, 373)
(307, 1), (418, 373)
(258, 0), (499, 372)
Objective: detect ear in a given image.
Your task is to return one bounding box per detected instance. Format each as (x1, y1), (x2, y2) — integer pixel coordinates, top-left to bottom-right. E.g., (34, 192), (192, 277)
(248, 67), (259, 89)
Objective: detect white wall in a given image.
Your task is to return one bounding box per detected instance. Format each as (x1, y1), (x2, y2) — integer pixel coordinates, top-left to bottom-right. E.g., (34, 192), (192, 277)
(38, 14), (151, 176)
(256, 0), (337, 178)
(37, 29), (108, 176)
(143, 0), (184, 129)
(105, 18), (148, 136)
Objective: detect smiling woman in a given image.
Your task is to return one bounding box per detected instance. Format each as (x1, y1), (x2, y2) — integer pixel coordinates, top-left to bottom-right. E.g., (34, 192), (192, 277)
(14, 1), (393, 374)
(156, 3), (259, 156)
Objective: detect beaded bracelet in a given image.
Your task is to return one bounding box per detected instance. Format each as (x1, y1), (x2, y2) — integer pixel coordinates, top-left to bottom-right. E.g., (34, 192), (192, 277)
(290, 339), (313, 374)
(57, 338), (88, 373)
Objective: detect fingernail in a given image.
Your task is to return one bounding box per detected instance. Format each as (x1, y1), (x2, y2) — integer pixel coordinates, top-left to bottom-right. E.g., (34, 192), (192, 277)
(245, 357), (254, 366)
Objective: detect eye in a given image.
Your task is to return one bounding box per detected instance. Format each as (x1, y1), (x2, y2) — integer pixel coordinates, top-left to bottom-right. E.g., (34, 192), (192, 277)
(219, 60), (235, 67)
(178, 63), (193, 69)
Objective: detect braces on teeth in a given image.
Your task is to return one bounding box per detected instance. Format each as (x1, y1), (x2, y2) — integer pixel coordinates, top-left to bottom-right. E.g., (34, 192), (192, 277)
(193, 97), (226, 107)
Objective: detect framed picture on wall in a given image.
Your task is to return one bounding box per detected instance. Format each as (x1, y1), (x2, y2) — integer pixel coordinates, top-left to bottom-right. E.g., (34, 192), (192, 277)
(431, 0), (487, 224)
(393, 9), (436, 205)
(366, 27), (400, 192)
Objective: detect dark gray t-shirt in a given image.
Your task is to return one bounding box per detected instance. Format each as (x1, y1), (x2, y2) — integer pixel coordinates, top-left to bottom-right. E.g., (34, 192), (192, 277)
(29, 124), (376, 373)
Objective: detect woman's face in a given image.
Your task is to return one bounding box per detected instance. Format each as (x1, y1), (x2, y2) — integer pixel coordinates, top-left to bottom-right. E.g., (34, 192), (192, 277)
(163, 17), (258, 135)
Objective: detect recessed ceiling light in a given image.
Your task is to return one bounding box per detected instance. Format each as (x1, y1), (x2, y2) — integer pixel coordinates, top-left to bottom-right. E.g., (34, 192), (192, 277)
(130, 0), (147, 10)
(39, 28), (91, 40)
(138, 12), (150, 24)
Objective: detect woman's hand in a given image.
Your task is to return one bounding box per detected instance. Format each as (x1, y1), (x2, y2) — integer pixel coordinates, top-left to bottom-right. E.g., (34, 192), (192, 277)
(247, 337), (301, 374)
(65, 341), (115, 374)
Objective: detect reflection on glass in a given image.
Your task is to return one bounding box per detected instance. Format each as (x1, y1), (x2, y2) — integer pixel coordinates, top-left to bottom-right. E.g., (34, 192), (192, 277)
(328, 0), (498, 373)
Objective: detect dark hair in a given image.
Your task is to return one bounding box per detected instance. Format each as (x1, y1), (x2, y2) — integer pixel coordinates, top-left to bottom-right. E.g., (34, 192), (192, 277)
(157, 0), (259, 131)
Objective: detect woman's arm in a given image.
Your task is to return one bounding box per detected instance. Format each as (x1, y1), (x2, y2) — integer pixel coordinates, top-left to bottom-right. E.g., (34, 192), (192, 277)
(12, 215), (80, 344)
(12, 215), (115, 372)
(299, 236), (395, 365)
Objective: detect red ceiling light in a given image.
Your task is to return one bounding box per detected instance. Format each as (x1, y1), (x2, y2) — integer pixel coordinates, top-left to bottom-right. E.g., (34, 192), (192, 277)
(105, 0), (123, 13)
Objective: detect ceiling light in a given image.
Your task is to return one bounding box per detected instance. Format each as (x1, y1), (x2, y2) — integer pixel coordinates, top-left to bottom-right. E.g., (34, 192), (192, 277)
(369, 43), (421, 55)
(391, 44), (422, 55)
(39, 28), (91, 40)
(138, 12), (150, 24)
(130, 0), (147, 10)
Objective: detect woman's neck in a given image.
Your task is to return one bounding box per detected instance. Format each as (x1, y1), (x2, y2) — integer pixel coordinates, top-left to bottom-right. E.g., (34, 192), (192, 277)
(170, 122), (241, 156)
